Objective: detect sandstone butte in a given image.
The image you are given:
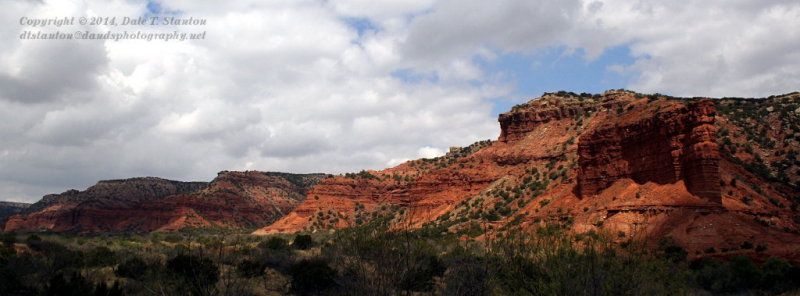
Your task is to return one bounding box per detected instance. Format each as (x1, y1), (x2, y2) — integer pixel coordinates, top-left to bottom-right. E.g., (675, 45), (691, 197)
(2, 171), (325, 233)
(254, 90), (800, 263)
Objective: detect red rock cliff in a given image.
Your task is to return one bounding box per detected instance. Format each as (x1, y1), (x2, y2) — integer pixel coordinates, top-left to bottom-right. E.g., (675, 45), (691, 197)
(576, 98), (721, 202)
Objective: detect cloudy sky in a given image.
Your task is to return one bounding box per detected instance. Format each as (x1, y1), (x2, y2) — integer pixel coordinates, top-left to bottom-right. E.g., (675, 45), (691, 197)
(2, 0), (799, 202)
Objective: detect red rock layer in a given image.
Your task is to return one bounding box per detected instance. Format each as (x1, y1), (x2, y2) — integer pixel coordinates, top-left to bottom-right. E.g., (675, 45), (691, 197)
(576, 99), (721, 202)
(258, 90), (799, 263)
(256, 162), (500, 234)
(498, 104), (580, 142)
(498, 92), (629, 143)
(256, 142), (504, 234)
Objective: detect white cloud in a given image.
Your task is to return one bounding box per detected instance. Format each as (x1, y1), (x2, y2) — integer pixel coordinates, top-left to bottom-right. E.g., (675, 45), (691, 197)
(1, 0), (798, 202)
(576, 0), (800, 97)
(401, 0), (582, 62)
(0, 0), (499, 202)
(417, 146), (444, 159)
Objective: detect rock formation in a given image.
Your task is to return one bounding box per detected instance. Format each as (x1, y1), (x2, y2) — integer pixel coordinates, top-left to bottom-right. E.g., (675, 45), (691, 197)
(3, 171), (325, 233)
(0, 201), (31, 227)
(6, 89), (800, 262)
(575, 98), (721, 202)
(256, 90), (800, 262)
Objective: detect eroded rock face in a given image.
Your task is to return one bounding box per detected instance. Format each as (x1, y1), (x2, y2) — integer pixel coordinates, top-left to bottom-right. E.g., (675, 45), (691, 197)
(576, 99), (721, 202)
(259, 92), (730, 235)
(3, 171), (325, 233)
(257, 90), (800, 263)
(256, 142), (501, 234)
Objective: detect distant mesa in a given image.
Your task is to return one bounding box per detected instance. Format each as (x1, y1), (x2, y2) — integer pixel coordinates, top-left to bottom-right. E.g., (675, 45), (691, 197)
(2, 171), (325, 233)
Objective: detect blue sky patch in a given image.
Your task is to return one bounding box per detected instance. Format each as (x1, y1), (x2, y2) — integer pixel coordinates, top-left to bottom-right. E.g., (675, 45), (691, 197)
(343, 17), (379, 38)
(481, 45), (639, 116)
(144, 0), (182, 18)
(391, 68), (426, 84)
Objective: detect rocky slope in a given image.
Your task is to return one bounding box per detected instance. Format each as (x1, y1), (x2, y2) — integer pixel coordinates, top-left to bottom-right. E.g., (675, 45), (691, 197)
(255, 90), (800, 262)
(3, 171), (325, 233)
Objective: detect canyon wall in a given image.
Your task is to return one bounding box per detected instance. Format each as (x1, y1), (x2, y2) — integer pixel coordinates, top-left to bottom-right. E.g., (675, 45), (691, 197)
(576, 99), (721, 202)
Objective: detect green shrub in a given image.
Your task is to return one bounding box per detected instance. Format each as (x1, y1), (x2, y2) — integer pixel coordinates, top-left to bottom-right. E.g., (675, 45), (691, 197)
(658, 238), (688, 262)
(43, 273), (94, 296)
(292, 234), (314, 250)
(166, 254), (219, 296)
(115, 257), (149, 279)
(86, 246), (115, 267)
(398, 255), (446, 292)
(761, 257), (796, 293)
(289, 259), (336, 295)
(0, 232), (15, 246)
(259, 236), (288, 250)
(236, 259), (267, 278)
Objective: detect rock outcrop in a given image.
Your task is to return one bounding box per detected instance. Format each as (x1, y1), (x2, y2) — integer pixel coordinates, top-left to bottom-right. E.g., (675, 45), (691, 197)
(575, 98), (721, 202)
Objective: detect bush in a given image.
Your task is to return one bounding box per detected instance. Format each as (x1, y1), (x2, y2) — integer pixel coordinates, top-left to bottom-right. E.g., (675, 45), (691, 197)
(1, 232), (15, 246)
(438, 247), (489, 296)
(259, 236), (288, 250)
(728, 255), (763, 292)
(236, 259), (267, 278)
(28, 240), (85, 270)
(659, 238), (688, 263)
(93, 281), (123, 296)
(289, 259), (336, 295)
(115, 257), (149, 279)
(166, 254), (219, 296)
(397, 255), (446, 292)
(761, 257), (796, 293)
(86, 246), (116, 267)
(292, 234), (314, 250)
(43, 273), (94, 296)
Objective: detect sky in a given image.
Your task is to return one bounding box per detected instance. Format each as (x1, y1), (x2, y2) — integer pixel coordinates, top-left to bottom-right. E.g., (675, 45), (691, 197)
(1, 0), (799, 202)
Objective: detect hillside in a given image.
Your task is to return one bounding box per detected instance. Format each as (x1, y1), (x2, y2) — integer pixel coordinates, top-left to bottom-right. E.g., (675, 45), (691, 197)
(255, 90), (800, 262)
(3, 171), (326, 233)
